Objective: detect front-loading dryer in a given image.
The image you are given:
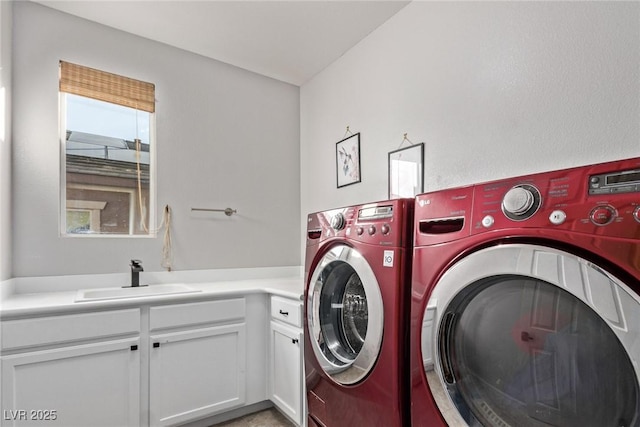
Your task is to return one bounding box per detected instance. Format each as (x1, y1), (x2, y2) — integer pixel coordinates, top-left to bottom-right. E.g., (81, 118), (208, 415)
(411, 157), (640, 426)
(304, 199), (413, 427)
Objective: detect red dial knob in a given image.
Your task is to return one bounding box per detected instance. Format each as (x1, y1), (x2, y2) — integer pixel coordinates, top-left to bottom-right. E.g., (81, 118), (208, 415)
(368, 225), (376, 235)
(330, 213), (346, 230)
(634, 206), (640, 223)
(590, 205), (616, 226)
(381, 224), (390, 235)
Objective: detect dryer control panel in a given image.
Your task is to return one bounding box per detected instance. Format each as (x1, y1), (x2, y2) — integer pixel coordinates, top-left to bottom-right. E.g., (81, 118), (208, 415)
(414, 157), (640, 245)
(470, 157), (640, 240)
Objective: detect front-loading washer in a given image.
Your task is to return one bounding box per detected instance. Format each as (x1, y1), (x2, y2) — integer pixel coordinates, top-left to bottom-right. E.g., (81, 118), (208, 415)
(411, 157), (640, 426)
(304, 199), (413, 427)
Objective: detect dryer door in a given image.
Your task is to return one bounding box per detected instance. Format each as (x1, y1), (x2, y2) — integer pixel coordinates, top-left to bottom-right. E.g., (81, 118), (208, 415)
(307, 244), (384, 385)
(422, 244), (640, 427)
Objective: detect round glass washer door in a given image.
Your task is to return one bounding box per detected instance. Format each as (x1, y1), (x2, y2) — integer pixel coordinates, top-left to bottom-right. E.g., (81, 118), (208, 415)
(307, 244), (384, 385)
(422, 244), (640, 427)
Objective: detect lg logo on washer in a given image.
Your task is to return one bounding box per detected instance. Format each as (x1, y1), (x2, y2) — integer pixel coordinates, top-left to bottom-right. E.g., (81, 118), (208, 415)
(383, 250), (394, 267)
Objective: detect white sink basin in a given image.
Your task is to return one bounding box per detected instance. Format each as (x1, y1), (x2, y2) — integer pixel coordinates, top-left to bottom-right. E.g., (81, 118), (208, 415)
(75, 283), (201, 302)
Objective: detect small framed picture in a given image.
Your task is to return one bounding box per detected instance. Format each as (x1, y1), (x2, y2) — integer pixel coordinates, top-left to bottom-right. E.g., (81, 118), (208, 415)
(336, 133), (361, 188)
(388, 143), (424, 199)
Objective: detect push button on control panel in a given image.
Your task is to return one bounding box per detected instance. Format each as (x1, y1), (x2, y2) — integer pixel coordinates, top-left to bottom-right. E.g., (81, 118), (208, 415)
(481, 215), (495, 228)
(549, 210), (567, 225)
(590, 205), (616, 226)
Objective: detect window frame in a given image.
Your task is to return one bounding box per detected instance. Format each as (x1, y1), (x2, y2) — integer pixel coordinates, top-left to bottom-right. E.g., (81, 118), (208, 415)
(58, 64), (157, 238)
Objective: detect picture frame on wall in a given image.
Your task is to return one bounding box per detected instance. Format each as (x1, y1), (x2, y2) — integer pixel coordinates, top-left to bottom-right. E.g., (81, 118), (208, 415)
(336, 133), (361, 188)
(388, 142), (424, 199)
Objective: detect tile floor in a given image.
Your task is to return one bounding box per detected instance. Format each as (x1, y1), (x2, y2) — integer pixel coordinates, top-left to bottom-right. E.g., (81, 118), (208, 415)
(213, 408), (295, 427)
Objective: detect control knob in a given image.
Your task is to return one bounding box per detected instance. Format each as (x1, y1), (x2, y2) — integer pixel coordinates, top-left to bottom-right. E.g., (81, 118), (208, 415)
(634, 206), (640, 224)
(501, 184), (541, 221)
(590, 205), (616, 226)
(330, 213), (346, 230)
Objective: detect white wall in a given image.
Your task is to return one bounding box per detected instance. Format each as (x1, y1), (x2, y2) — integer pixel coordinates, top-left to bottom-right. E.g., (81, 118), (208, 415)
(301, 1), (640, 215)
(0, 1), (12, 281)
(12, 2), (301, 277)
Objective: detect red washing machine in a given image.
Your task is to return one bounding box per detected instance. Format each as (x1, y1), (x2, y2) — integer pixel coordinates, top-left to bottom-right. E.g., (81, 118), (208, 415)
(304, 199), (414, 427)
(411, 157), (640, 427)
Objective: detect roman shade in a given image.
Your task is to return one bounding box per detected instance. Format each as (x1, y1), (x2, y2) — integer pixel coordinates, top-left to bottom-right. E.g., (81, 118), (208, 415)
(59, 61), (155, 113)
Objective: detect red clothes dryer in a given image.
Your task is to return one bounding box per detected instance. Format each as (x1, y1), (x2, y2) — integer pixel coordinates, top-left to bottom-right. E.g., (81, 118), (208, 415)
(411, 157), (640, 427)
(304, 199), (414, 427)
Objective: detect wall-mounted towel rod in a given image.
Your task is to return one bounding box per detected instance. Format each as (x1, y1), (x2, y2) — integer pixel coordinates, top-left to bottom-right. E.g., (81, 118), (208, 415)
(191, 207), (237, 216)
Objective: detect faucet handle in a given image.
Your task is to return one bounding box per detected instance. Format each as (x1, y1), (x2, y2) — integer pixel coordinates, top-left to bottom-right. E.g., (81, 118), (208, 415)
(130, 259), (143, 269)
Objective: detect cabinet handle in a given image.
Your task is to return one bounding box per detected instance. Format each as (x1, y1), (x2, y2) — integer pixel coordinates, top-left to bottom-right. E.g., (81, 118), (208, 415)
(279, 310), (289, 316)
(131, 345), (138, 351)
(292, 338), (299, 344)
(153, 342), (160, 348)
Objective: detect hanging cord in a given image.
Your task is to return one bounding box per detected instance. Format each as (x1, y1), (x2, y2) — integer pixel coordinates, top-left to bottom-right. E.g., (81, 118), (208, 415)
(131, 114), (154, 234)
(134, 139), (173, 271)
(134, 137), (159, 234)
(131, 105), (172, 271)
(135, 137), (148, 232)
(133, 140), (168, 233)
(134, 109), (149, 233)
(160, 205), (173, 272)
(344, 125), (354, 138)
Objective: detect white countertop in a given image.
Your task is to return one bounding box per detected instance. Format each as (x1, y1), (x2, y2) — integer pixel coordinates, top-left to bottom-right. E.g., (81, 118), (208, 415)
(0, 268), (304, 319)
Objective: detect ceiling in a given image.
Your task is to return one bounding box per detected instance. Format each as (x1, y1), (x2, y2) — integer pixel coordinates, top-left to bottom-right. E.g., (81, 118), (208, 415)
(33, 0), (410, 86)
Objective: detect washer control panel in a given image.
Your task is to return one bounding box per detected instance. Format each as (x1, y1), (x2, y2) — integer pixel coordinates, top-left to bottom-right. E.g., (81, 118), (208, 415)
(307, 199), (413, 247)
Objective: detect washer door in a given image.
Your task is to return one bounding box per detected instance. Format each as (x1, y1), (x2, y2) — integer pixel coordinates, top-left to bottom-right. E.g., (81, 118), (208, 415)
(307, 244), (384, 385)
(422, 244), (640, 427)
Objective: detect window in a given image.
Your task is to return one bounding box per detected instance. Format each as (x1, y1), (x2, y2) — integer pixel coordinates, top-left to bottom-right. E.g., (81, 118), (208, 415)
(59, 61), (155, 236)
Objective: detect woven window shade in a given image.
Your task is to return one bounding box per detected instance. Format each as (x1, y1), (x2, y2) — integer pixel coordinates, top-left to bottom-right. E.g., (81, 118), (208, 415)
(59, 61), (155, 113)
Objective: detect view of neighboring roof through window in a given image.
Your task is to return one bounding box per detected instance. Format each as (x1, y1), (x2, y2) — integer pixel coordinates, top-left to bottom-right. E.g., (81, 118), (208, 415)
(66, 95), (150, 165)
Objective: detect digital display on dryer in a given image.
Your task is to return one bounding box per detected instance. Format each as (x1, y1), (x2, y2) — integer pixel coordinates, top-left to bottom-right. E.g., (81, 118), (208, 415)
(589, 169), (640, 194)
(606, 171), (640, 185)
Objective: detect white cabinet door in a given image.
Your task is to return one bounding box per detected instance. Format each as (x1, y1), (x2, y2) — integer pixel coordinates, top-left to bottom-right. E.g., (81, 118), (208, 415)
(270, 320), (303, 426)
(149, 323), (247, 427)
(1, 338), (140, 427)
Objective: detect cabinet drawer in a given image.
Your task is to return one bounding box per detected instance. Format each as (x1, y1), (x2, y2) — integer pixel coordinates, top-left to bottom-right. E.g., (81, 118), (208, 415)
(271, 296), (302, 328)
(150, 298), (245, 331)
(1, 309), (140, 351)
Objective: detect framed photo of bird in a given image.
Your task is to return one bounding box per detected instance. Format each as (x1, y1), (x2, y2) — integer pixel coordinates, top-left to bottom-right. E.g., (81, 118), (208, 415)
(336, 133), (361, 188)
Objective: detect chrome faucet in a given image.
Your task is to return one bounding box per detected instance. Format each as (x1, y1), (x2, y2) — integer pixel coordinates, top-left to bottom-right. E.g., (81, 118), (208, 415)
(130, 259), (144, 287)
